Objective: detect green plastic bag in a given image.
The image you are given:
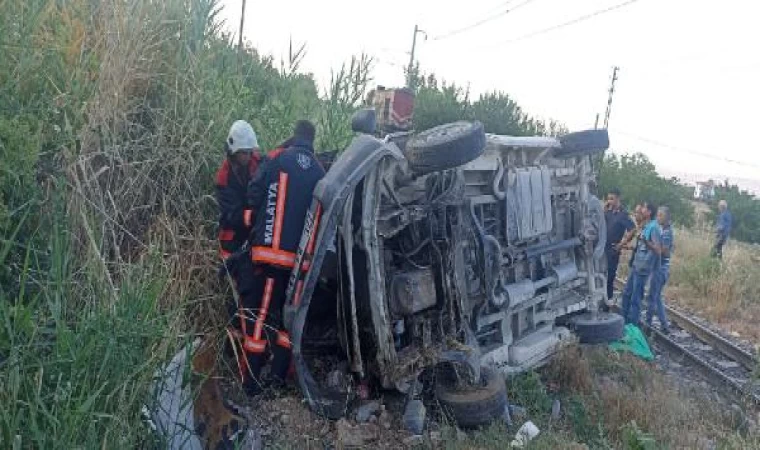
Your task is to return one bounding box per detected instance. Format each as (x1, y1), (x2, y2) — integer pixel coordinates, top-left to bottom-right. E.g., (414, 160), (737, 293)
(609, 324), (654, 361)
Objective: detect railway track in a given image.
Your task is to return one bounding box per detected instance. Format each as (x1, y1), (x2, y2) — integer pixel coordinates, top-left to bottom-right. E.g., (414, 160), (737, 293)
(613, 277), (760, 407)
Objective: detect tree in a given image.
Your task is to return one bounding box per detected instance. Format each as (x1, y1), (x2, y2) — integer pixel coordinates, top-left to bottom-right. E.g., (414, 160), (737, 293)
(599, 153), (694, 227)
(409, 70), (564, 136)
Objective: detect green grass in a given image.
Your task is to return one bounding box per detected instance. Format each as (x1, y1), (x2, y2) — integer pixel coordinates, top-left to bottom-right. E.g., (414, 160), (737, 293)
(0, 214), (182, 448)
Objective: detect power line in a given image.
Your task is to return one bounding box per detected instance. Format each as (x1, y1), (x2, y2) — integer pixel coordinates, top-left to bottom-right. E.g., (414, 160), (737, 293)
(481, 0), (642, 49)
(432, 0), (539, 41)
(612, 130), (760, 169)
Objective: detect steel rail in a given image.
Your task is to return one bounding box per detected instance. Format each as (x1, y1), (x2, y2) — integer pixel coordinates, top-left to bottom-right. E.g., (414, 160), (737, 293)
(613, 277), (760, 407)
(664, 305), (756, 371)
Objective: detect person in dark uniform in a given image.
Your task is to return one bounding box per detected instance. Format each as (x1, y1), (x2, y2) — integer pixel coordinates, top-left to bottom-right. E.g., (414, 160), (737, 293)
(240, 120), (325, 396)
(216, 120), (262, 260)
(604, 188), (635, 300)
(214, 120), (262, 384)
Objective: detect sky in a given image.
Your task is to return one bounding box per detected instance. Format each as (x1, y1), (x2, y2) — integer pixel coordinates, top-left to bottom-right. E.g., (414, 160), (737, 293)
(219, 0), (760, 186)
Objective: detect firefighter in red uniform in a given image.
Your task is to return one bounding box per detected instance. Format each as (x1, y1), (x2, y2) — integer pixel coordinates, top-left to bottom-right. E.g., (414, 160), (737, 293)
(241, 120), (325, 396)
(215, 120), (262, 384)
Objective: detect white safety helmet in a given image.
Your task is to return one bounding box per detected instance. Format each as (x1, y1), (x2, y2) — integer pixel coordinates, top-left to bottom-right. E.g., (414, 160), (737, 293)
(226, 120), (259, 155)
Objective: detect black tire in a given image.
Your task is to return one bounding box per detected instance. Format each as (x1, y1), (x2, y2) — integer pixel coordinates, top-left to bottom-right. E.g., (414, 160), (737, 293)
(572, 312), (624, 344)
(404, 121), (486, 174)
(554, 129), (610, 158)
(435, 367), (508, 429)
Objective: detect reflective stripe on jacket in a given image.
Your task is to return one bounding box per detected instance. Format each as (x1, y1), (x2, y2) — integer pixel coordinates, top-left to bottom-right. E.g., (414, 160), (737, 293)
(247, 140), (325, 268)
(215, 154), (261, 258)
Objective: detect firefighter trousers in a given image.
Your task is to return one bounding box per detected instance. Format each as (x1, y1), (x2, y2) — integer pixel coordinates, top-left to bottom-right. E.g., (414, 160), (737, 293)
(237, 264), (292, 392)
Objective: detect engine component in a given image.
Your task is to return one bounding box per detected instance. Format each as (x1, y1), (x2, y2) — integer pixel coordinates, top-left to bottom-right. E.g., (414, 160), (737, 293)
(390, 268), (437, 317)
(524, 238), (581, 259)
(552, 261), (579, 285)
(509, 326), (571, 367)
(505, 167), (553, 242)
(504, 280), (535, 309)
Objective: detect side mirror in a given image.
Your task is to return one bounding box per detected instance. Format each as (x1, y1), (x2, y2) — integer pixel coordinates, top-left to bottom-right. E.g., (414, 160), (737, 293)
(351, 108), (377, 135)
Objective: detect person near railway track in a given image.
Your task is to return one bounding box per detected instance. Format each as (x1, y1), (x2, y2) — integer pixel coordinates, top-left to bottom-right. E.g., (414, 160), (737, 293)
(604, 188), (635, 301)
(215, 120), (263, 384)
(646, 206), (673, 334)
(620, 201), (662, 327)
(711, 199), (732, 260)
(240, 120), (325, 396)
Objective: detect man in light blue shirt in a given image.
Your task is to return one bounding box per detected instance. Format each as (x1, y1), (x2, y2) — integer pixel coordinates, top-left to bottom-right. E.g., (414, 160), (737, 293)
(711, 200), (732, 259)
(646, 206), (674, 333)
(621, 202), (661, 327)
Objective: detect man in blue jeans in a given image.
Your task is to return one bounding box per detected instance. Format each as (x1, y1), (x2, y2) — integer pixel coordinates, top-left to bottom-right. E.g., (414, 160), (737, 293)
(646, 206), (673, 333)
(621, 202), (661, 327)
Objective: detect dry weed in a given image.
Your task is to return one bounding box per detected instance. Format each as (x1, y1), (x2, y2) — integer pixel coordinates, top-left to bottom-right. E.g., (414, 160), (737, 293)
(580, 349), (744, 449)
(667, 227), (760, 344)
(617, 226), (760, 344)
(545, 344), (593, 395)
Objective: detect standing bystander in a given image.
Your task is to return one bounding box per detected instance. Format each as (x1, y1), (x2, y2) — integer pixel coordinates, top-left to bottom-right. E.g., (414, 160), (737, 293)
(620, 202), (661, 327)
(712, 200), (732, 259)
(646, 206), (673, 333)
(604, 188), (635, 301)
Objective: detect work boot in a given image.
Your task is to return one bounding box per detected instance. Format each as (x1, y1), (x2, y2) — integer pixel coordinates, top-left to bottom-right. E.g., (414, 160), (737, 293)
(243, 378), (265, 397)
(241, 353), (266, 397)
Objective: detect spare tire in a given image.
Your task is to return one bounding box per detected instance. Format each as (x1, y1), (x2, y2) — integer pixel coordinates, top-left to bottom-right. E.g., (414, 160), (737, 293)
(572, 312), (624, 344)
(435, 366), (507, 429)
(404, 121), (486, 174)
(554, 129), (610, 158)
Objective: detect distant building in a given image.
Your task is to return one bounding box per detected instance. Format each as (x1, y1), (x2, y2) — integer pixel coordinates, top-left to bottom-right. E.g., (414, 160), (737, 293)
(694, 180), (716, 201)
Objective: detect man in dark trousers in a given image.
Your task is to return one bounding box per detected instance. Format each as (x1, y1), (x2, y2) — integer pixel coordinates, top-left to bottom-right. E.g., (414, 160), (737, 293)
(712, 200), (732, 259)
(604, 188), (635, 300)
(216, 120), (261, 259)
(241, 120), (325, 396)
(215, 120), (262, 384)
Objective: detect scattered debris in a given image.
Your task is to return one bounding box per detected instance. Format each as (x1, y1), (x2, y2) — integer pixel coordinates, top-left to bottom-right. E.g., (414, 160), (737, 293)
(378, 408), (393, 430)
(354, 401), (381, 423)
(551, 398), (561, 420)
(715, 360), (740, 370)
(327, 369), (350, 390)
(335, 418), (379, 448)
(502, 404), (513, 426)
(402, 400), (426, 435)
(428, 430), (442, 446)
(145, 339), (255, 450)
(509, 404), (527, 420)
(511, 421), (540, 448)
(672, 330), (691, 339)
(402, 434), (424, 446)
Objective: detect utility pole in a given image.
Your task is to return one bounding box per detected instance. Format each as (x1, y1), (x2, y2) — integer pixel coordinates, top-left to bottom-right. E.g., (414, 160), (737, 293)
(407, 25), (427, 88)
(238, 0), (247, 53)
(237, 0), (248, 72)
(603, 66), (619, 129)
